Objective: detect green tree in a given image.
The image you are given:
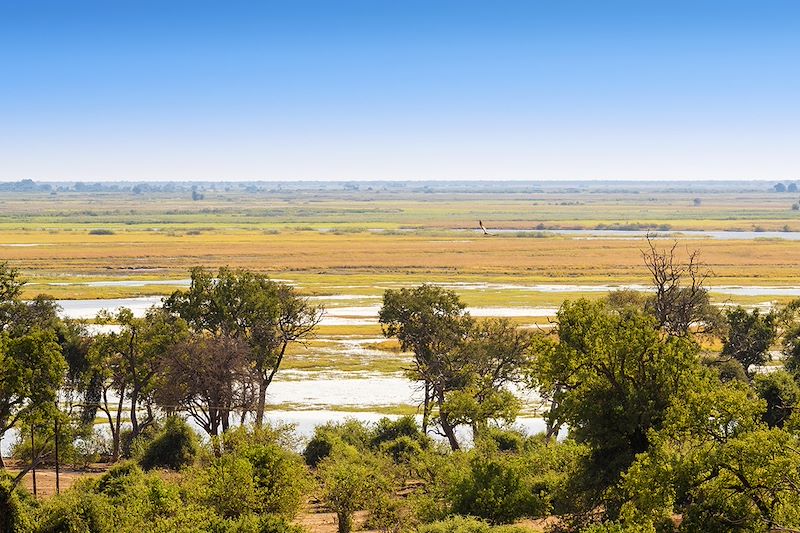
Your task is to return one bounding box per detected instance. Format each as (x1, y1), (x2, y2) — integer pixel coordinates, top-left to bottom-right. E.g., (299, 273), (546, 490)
(0, 328), (66, 470)
(381, 287), (532, 450)
(319, 451), (393, 533)
(753, 370), (800, 429)
(721, 307), (777, 376)
(164, 267), (321, 426)
(439, 319), (534, 441)
(620, 379), (800, 532)
(529, 299), (701, 521)
(379, 284), (472, 437)
(90, 307), (189, 460)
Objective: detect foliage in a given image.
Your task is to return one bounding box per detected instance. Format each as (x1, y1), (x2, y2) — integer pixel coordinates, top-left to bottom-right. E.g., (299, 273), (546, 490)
(244, 443), (312, 517)
(0, 470), (35, 533)
(529, 299), (702, 523)
(721, 307), (777, 375)
(380, 284), (472, 444)
(753, 370), (800, 429)
(618, 378), (800, 532)
(302, 419), (372, 466)
(449, 449), (552, 523)
(416, 516), (529, 533)
(154, 334), (252, 437)
(90, 306), (189, 459)
(164, 266), (322, 426)
(0, 327), (67, 462)
(139, 416), (199, 471)
(380, 286), (534, 450)
(318, 450), (394, 533)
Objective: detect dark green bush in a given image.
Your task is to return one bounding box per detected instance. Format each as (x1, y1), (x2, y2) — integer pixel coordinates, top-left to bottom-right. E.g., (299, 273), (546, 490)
(94, 462), (145, 498)
(1, 470), (34, 533)
(34, 490), (116, 533)
(139, 417), (199, 471)
(303, 430), (338, 467)
(451, 452), (548, 524)
(303, 419), (371, 467)
(416, 516), (529, 533)
(379, 435), (424, 464)
(371, 416), (425, 447)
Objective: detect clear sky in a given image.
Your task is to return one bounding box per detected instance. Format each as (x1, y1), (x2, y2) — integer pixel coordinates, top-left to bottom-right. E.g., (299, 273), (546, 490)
(1, 0), (798, 181)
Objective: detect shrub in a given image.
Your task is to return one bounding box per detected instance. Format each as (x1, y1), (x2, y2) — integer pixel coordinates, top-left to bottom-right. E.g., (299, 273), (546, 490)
(139, 417), (199, 471)
(416, 516), (529, 533)
(379, 435), (424, 464)
(246, 443), (311, 518)
(94, 462), (146, 498)
(219, 423), (298, 455)
(88, 228), (115, 235)
(34, 490), (116, 533)
(303, 430), (338, 467)
(450, 452), (548, 524)
(1, 471), (35, 533)
(192, 455), (257, 519)
(365, 491), (410, 533)
(319, 452), (393, 533)
(478, 428), (527, 453)
(371, 416), (426, 448)
(303, 419), (371, 466)
(122, 420), (161, 459)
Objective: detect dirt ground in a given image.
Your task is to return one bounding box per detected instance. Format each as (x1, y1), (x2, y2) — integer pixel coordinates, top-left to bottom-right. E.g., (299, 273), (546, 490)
(5, 461), (106, 497)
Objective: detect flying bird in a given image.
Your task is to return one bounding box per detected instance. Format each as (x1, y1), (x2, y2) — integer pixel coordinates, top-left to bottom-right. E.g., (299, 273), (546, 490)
(479, 220), (491, 236)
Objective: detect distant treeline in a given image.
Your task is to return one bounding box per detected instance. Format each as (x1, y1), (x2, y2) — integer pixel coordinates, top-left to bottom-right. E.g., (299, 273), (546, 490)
(1, 178), (799, 195)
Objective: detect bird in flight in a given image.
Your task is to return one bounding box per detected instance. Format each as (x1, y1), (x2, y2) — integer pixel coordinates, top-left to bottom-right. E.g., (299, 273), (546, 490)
(479, 220), (491, 236)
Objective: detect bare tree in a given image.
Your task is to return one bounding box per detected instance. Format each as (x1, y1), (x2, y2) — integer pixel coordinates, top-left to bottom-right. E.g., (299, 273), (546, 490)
(641, 233), (720, 336)
(154, 335), (254, 440)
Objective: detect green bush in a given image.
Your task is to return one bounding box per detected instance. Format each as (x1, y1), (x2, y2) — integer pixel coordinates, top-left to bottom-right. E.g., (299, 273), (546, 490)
(218, 423), (298, 455)
(303, 419), (371, 467)
(1, 470), (35, 533)
(94, 462), (146, 498)
(246, 444), (311, 518)
(371, 416), (426, 447)
(379, 435), (424, 464)
(139, 417), (199, 471)
(451, 452), (548, 524)
(416, 516), (529, 533)
(303, 430), (338, 467)
(34, 490), (116, 533)
(478, 428), (527, 453)
(319, 451), (394, 533)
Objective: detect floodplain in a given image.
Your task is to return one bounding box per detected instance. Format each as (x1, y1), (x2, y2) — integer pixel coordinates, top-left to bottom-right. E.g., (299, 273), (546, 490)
(2, 180), (799, 418)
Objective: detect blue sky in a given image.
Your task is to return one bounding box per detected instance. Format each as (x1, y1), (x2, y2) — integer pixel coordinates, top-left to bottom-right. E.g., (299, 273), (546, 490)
(1, 0), (798, 181)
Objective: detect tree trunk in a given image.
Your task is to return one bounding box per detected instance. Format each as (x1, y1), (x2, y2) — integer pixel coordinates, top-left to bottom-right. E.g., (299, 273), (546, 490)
(422, 382), (431, 434)
(440, 413), (460, 451)
(113, 394), (125, 462)
(129, 388), (139, 439)
(221, 410), (230, 433)
(255, 377), (267, 428)
(436, 390), (460, 450)
(337, 511), (353, 533)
